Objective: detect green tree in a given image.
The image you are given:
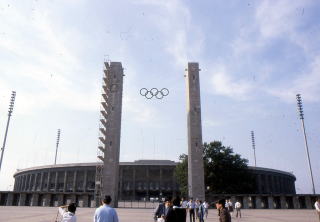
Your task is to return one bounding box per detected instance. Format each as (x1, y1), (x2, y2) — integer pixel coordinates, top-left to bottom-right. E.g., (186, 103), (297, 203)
(204, 141), (254, 194)
(175, 141), (255, 197)
(174, 154), (188, 197)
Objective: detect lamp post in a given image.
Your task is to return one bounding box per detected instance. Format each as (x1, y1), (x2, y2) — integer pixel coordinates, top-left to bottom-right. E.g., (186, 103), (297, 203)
(296, 94), (315, 194)
(251, 131), (257, 167)
(54, 129), (61, 165)
(0, 91), (16, 172)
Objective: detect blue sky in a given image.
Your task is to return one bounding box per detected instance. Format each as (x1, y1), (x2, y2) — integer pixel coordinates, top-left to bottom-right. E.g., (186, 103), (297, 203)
(0, 0), (319, 194)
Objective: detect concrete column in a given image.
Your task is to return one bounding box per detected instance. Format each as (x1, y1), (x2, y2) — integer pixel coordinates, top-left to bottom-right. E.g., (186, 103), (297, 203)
(47, 172), (51, 192)
(132, 167), (136, 200)
(73, 171), (77, 192)
(15, 177), (19, 191)
(57, 194), (64, 206)
(159, 167), (162, 198)
(243, 196), (249, 209)
(25, 175), (30, 191)
(80, 195), (89, 207)
(268, 196), (274, 209)
(31, 193), (39, 206)
(63, 171), (67, 192)
(39, 172), (44, 191)
(43, 194), (51, 206)
(24, 175), (28, 191)
(293, 196), (300, 209)
(266, 175), (270, 193)
(257, 174), (262, 194)
(280, 196), (287, 209)
(19, 193), (26, 206)
(83, 170), (88, 192)
(255, 196), (262, 209)
(172, 169), (176, 197)
(54, 171), (59, 192)
(28, 174), (33, 191)
(305, 196), (312, 209)
(6, 193), (14, 206)
(119, 168), (123, 200)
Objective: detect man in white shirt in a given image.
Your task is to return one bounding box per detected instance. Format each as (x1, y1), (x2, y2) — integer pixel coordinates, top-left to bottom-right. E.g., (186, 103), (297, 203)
(58, 203), (77, 222)
(187, 198), (196, 222)
(315, 198), (320, 221)
(181, 197), (188, 209)
(235, 201), (242, 218)
(94, 195), (119, 222)
(202, 201), (209, 219)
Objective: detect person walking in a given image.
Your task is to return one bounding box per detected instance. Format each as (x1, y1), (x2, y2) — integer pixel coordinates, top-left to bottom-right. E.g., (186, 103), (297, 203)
(234, 201), (241, 218)
(187, 198), (196, 222)
(197, 200), (205, 222)
(203, 201), (209, 219)
(154, 197), (172, 222)
(315, 198), (320, 221)
(58, 203), (77, 222)
(227, 199), (233, 217)
(94, 195), (119, 222)
(215, 199), (231, 222)
(165, 197), (186, 222)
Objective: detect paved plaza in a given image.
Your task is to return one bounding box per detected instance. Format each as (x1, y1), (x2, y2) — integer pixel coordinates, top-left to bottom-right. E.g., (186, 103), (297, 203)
(0, 206), (318, 222)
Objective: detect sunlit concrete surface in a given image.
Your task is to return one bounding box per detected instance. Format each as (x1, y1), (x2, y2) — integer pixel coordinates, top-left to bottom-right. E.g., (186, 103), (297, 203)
(0, 207), (317, 222)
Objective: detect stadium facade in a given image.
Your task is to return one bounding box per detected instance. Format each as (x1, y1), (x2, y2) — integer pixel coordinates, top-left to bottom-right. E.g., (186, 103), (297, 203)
(0, 159), (299, 207)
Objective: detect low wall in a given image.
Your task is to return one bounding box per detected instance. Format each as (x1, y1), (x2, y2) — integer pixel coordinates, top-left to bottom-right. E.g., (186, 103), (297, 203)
(0, 191), (318, 209)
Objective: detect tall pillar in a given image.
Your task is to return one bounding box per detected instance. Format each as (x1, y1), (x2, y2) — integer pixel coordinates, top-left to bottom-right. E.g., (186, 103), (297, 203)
(185, 62), (205, 201)
(99, 62), (124, 208)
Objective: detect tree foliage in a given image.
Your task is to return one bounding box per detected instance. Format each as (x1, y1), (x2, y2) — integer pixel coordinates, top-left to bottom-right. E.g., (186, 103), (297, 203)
(174, 154), (188, 197)
(175, 141), (255, 196)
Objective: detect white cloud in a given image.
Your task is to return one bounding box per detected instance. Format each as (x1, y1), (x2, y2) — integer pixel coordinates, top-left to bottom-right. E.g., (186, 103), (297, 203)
(210, 66), (255, 100)
(135, 0), (204, 67)
(0, 3), (101, 115)
(267, 56), (320, 102)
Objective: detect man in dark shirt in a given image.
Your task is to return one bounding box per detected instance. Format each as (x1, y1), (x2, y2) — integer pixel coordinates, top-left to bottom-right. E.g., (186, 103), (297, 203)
(215, 199), (231, 222)
(154, 197), (172, 221)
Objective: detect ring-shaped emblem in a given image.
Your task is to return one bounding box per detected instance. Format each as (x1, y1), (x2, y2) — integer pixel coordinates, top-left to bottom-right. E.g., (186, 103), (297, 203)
(160, 88), (169, 96)
(140, 88), (170, 99)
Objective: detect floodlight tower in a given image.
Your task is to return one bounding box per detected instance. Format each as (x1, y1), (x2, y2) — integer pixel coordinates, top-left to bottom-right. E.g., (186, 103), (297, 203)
(54, 129), (61, 165)
(0, 91), (16, 172)
(296, 94), (315, 194)
(251, 131), (257, 167)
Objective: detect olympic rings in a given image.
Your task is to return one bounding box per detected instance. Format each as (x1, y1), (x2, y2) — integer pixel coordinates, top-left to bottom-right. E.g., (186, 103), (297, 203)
(140, 88), (170, 99)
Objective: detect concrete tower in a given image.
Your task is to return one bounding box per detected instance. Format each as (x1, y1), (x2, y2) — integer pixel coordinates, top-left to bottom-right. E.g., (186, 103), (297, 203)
(185, 62), (205, 200)
(97, 62), (124, 207)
